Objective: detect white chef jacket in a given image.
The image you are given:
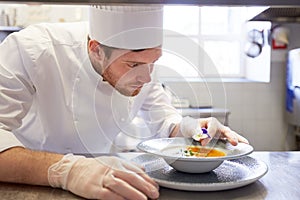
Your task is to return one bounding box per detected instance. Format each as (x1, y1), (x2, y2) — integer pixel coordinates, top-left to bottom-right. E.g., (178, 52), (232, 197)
(0, 22), (182, 154)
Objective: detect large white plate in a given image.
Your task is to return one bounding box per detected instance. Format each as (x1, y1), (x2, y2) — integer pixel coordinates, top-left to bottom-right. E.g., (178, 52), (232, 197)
(131, 154), (268, 191)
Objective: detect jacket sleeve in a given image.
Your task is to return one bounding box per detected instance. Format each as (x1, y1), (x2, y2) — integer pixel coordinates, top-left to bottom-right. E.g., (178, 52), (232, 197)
(139, 81), (182, 138)
(0, 33), (36, 152)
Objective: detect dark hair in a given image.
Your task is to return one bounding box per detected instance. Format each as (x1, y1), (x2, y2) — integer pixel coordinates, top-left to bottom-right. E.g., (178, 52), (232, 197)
(88, 35), (145, 59)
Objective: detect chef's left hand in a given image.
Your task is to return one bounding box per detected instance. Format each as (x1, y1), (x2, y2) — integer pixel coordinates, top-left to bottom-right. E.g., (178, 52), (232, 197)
(179, 116), (249, 146)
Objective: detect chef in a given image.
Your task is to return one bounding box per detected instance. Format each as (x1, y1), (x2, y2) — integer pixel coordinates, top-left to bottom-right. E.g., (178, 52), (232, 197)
(0, 5), (248, 200)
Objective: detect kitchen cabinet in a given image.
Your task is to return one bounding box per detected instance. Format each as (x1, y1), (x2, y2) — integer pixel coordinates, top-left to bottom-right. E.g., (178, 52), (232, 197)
(0, 26), (22, 42)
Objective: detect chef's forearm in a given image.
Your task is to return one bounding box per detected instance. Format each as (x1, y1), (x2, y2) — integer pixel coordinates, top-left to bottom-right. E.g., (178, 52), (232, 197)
(0, 147), (63, 185)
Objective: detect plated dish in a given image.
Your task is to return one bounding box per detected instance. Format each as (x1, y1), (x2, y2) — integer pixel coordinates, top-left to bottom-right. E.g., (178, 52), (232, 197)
(131, 154), (268, 191)
(137, 138), (254, 173)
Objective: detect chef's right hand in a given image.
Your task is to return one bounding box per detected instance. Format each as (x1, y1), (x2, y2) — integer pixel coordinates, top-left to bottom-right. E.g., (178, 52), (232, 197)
(179, 116), (248, 146)
(48, 154), (159, 200)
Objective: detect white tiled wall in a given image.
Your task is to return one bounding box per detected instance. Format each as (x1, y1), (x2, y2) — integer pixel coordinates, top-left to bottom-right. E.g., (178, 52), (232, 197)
(227, 61), (288, 150)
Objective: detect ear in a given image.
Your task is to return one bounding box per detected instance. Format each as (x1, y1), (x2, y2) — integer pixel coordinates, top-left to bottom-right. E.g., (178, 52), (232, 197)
(88, 39), (105, 62)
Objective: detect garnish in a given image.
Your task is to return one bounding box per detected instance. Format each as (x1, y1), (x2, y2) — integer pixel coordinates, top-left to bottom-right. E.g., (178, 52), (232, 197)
(192, 128), (210, 142)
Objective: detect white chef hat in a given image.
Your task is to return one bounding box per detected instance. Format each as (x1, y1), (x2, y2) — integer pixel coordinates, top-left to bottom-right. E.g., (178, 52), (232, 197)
(89, 5), (163, 50)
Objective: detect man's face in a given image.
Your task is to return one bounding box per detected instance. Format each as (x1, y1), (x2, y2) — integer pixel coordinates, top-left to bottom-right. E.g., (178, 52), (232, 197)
(101, 47), (162, 96)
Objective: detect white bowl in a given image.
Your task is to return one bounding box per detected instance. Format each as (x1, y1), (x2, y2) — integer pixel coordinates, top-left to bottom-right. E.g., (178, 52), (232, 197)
(137, 137), (254, 173)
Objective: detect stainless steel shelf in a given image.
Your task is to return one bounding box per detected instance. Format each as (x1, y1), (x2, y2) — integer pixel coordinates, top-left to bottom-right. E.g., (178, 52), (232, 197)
(0, 26), (22, 32)
(0, 0), (300, 6)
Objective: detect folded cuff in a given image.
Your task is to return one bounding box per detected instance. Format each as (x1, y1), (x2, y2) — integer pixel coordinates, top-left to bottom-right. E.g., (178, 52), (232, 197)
(0, 129), (25, 152)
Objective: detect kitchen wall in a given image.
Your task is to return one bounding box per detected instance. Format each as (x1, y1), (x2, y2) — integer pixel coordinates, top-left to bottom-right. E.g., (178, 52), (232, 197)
(166, 24), (300, 151)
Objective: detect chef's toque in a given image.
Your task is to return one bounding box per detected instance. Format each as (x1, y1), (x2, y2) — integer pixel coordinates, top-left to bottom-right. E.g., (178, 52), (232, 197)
(89, 5), (163, 50)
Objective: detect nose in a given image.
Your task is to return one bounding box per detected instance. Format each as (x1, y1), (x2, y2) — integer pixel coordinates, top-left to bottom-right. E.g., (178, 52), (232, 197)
(136, 64), (153, 83)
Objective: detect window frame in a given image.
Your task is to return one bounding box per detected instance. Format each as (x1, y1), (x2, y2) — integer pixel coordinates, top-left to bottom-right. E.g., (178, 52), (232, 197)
(157, 6), (269, 80)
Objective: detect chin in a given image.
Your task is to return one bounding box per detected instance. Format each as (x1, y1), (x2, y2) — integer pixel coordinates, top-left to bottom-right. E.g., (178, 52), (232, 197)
(132, 86), (143, 95)
(117, 88), (141, 97)
(131, 89), (141, 96)
(126, 88), (141, 96)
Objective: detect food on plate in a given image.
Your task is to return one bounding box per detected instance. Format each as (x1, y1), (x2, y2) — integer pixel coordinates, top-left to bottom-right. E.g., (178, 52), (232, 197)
(183, 146), (226, 157)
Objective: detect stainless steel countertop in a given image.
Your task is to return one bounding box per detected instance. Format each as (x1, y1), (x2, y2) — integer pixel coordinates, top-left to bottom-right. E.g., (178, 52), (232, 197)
(1, 151), (299, 200)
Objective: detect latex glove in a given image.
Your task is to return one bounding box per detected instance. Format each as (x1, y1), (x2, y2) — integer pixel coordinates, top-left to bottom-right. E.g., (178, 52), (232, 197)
(180, 116), (249, 146)
(48, 154), (159, 200)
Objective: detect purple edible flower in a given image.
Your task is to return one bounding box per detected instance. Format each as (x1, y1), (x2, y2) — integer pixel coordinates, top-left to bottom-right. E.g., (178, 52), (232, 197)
(201, 128), (211, 138)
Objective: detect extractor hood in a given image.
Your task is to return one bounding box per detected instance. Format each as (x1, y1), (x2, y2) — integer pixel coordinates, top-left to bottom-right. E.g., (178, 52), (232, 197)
(250, 7), (300, 23)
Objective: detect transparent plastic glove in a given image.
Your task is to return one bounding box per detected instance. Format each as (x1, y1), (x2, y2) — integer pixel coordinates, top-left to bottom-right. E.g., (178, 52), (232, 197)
(180, 116), (249, 146)
(48, 154), (159, 200)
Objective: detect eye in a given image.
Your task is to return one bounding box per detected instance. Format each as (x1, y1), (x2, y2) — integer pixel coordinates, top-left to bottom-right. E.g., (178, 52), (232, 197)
(129, 63), (140, 68)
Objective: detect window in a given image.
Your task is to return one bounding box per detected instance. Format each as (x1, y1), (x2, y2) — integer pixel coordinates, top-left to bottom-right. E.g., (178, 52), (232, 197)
(156, 6), (269, 80)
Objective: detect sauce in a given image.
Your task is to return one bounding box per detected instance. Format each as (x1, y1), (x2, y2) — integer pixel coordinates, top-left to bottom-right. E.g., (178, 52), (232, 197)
(184, 146), (226, 157)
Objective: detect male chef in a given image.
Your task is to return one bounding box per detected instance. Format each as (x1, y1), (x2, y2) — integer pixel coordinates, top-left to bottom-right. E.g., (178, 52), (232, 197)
(0, 5), (248, 200)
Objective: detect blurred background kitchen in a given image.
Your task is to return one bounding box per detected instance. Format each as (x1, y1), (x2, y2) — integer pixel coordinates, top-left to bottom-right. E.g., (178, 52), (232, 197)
(1, 3), (300, 152)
